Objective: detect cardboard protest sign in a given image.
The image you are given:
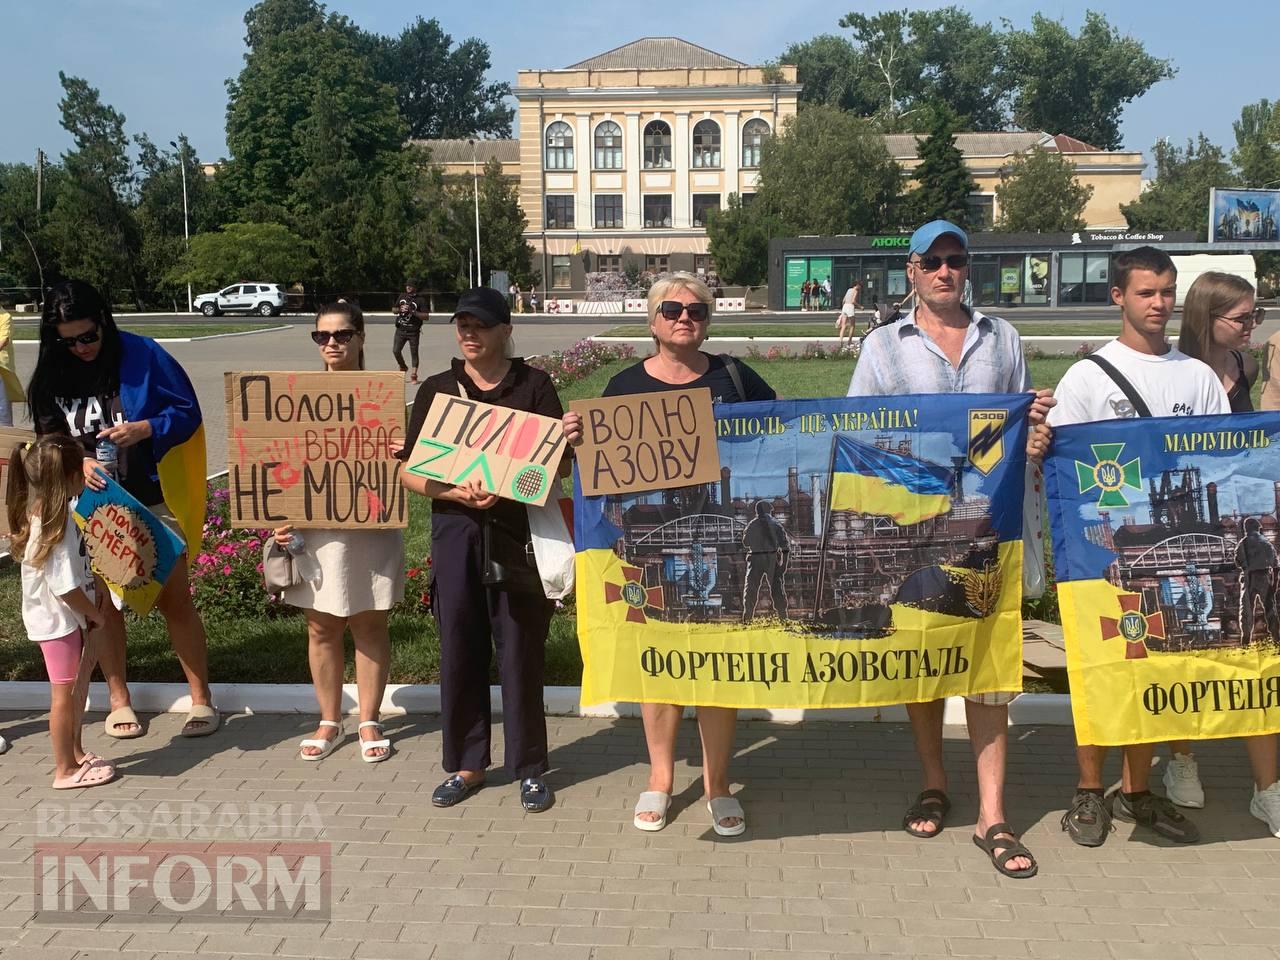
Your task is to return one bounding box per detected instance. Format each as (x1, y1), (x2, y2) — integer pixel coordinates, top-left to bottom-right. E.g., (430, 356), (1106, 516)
(575, 393), (1031, 708)
(74, 476), (185, 615)
(0, 426), (36, 538)
(405, 394), (566, 507)
(569, 387), (720, 497)
(225, 372), (409, 529)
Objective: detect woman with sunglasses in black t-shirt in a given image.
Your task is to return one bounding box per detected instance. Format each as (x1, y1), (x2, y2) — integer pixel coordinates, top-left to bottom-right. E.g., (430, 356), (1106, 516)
(563, 273), (776, 837)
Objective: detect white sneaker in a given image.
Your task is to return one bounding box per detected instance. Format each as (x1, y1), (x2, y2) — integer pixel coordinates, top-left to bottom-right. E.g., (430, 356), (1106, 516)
(0, 734), (8, 754)
(1251, 783), (1280, 838)
(1163, 752), (1205, 808)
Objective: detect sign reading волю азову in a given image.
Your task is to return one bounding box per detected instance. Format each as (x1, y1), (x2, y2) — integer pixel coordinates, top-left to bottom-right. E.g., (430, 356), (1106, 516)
(224, 371), (409, 529)
(570, 388), (720, 497)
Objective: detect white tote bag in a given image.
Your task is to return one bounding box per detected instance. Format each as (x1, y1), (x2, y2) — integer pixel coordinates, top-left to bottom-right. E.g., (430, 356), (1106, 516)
(527, 497), (575, 600)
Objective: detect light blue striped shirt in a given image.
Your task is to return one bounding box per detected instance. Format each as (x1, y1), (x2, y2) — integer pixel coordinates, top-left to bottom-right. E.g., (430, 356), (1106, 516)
(846, 308), (1030, 397)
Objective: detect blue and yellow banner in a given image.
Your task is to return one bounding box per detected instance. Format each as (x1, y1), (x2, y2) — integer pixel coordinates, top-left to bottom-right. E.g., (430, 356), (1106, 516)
(574, 394), (1031, 708)
(1047, 412), (1280, 745)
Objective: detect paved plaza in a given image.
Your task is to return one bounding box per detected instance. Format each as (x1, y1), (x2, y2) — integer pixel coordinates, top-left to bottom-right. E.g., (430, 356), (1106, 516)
(1, 710), (1278, 959)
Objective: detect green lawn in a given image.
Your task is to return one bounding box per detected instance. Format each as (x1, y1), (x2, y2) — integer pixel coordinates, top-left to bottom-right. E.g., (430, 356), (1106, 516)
(0, 353), (1113, 686)
(598, 322), (1161, 339)
(10, 323), (277, 340)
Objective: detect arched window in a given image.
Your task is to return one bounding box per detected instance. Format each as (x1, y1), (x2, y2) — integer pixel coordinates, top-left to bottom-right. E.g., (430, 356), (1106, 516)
(544, 121), (573, 170)
(643, 120), (672, 169)
(692, 119), (721, 169)
(594, 120), (623, 170)
(741, 118), (770, 168)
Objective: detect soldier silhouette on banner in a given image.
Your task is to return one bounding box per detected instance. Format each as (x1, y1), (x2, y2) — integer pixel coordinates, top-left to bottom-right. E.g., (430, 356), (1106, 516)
(741, 499), (789, 622)
(1235, 516), (1280, 647)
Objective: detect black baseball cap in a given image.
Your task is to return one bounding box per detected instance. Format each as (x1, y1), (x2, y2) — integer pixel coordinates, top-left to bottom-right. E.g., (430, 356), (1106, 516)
(452, 287), (511, 327)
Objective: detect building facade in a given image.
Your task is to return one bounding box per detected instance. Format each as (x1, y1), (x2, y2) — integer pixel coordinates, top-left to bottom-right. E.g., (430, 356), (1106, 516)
(510, 38), (800, 292)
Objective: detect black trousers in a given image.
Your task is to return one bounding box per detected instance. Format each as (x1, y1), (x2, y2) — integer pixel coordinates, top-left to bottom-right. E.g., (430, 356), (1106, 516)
(743, 552), (787, 622)
(431, 512), (552, 778)
(1240, 570), (1279, 646)
(393, 329), (420, 370)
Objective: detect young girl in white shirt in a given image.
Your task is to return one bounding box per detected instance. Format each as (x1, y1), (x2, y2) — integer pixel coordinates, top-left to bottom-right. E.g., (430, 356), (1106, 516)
(6, 435), (116, 789)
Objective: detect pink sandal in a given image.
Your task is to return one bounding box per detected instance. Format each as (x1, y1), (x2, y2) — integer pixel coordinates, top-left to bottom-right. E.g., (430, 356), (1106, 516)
(53, 757), (117, 790)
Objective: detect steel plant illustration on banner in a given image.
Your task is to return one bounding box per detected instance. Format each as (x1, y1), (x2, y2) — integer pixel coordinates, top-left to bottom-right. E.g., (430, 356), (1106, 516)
(574, 393), (1032, 709)
(1047, 411), (1280, 746)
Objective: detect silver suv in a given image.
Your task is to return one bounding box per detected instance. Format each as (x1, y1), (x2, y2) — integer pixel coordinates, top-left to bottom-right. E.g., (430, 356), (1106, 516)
(194, 283), (287, 317)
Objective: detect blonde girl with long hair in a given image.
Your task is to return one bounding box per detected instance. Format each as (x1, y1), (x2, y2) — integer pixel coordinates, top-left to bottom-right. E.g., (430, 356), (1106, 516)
(6, 435), (116, 788)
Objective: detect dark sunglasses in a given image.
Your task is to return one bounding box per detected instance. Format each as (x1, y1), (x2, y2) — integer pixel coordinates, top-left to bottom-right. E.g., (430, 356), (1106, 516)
(56, 330), (101, 349)
(913, 253), (970, 273)
(658, 300), (710, 322)
(311, 329), (359, 345)
(1216, 308), (1265, 329)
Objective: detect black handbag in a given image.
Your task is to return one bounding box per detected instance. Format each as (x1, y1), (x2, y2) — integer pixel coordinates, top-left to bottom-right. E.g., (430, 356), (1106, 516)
(481, 512), (544, 593)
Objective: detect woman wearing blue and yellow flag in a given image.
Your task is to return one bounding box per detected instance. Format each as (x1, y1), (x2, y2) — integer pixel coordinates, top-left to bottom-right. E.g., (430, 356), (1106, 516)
(27, 280), (216, 740)
(565, 272), (777, 837)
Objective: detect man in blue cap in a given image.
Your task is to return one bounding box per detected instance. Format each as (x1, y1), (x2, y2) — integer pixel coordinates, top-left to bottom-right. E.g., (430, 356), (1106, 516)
(847, 219), (1054, 878)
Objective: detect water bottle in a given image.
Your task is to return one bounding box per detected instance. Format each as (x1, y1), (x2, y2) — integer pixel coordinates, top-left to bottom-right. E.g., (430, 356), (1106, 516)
(95, 436), (118, 479)
(286, 533), (323, 586)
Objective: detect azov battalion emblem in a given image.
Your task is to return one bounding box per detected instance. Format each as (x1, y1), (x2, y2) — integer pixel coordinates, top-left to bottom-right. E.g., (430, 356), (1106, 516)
(968, 409), (1007, 475)
(604, 564), (664, 624)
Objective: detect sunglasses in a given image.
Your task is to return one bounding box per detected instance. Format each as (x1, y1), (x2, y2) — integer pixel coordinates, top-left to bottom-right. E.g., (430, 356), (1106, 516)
(311, 329), (359, 345)
(913, 253), (970, 273)
(1216, 308), (1265, 329)
(56, 330), (101, 349)
(658, 300), (710, 322)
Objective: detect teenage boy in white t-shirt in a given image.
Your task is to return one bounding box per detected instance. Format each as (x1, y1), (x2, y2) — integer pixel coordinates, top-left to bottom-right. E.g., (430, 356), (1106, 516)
(1050, 246), (1229, 848)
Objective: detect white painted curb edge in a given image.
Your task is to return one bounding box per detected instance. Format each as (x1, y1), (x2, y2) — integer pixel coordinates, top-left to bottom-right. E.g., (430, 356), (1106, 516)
(0, 682), (1074, 726)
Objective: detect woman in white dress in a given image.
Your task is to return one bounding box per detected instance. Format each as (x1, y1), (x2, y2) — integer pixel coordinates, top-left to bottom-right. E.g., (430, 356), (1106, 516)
(273, 302), (405, 762)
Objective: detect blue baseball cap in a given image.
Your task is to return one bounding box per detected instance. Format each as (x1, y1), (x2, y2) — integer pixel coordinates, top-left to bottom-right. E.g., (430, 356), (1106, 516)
(908, 220), (969, 257)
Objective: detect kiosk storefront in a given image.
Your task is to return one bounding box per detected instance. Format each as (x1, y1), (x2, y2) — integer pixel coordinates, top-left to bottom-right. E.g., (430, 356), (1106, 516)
(769, 230), (1201, 311)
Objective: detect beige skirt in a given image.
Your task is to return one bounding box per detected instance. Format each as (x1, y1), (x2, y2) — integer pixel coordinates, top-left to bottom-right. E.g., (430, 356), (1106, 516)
(282, 528), (405, 618)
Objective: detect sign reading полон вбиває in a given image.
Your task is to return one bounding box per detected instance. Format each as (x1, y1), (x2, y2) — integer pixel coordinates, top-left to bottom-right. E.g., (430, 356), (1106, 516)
(225, 371), (409, 529)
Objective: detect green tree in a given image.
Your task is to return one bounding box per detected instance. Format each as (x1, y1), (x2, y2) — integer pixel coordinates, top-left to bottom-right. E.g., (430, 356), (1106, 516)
(0, 162), (63, 295)
(165, 222), (314, 289)
(704, 195), (783, 286)
(783, 8), (1007, 129)
(45, 72), (145, 304)
(1004, 12), (1175, 150)
(753, 104), (902, 235)
(993, 146), (1093, 233)
(907, 106), (978, 228)
(221, 0), (404, 213)
(1121, 136), (1236, 239)
(134, 135), (215, 300)
(1232, 99), (1280, 187)
(365, 17), (513, 139)
(456, 158), (538, 286)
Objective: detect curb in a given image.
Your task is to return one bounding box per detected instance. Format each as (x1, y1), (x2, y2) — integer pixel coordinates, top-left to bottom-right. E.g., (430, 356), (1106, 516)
(0, 682), (1074, 726)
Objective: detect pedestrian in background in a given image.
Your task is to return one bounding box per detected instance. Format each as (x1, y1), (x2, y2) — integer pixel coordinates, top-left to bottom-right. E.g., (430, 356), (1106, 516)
(392, 281), (427, 384)
(0, 309), (20, 426)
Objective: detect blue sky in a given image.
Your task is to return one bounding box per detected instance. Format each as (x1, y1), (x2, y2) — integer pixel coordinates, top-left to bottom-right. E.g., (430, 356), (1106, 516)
(2, 0), (1277, 168)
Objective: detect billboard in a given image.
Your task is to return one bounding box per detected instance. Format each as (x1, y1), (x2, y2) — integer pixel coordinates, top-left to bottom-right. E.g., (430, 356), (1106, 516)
(1210, 187), (1280, 243)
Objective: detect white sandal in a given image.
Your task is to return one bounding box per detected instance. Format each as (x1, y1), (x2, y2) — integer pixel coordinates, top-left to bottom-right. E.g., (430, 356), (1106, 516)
(707, 796), (746, 837)
(299, 720), (343, 761)
(357, 721), (392, 763)
(633, 791), (671, 831)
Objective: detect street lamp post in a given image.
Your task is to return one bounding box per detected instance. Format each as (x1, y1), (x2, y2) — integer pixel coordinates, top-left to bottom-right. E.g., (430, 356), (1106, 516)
(468, 139), (482, 288)
(170, 140), (192, 313)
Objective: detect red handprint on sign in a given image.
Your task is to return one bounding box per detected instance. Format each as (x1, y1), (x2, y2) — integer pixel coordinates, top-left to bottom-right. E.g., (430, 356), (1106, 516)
(355, 380), (396, 429)
(266, 438), (302, 489)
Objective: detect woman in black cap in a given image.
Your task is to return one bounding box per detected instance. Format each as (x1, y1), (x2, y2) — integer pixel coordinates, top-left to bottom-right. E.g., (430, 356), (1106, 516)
(399, 287), (570, 812)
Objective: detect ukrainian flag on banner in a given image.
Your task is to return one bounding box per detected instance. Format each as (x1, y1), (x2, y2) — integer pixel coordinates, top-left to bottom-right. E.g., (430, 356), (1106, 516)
(574, 392), (1031, 710)
(830, 435), (953, 525)
(1047, 411), (1280, 746)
